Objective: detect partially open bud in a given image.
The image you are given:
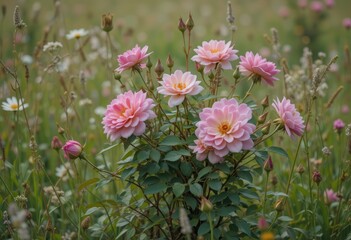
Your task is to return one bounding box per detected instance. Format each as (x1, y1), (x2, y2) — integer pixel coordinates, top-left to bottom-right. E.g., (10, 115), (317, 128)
(258, 112), (268, 124)
(146, 56), (153, 70)
(166, 54), (174, 69)
(62, 140), (83, 160)
(81, 216), (91, 230)
(178, 18), (186, 33)
(274, 198), (285, 212)
(154, 59), (164, 78)
(261, 96), (269, 109)
(312, 171), (322, 185)
(101, 13), (113, 32)
(195, 62), (204, 73)
(263, 155), (273, 172)
(186, 13), (194, 31)
(199, 196), (213, 212)
(51, 136), (63, 151)
(261, 122), (271, 135)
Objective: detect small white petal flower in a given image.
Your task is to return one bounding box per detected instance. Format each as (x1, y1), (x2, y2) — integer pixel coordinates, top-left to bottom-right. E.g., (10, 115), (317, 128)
(66, 29), (89, 40)
(2, 97), (29, 111)
(43, 41), (63, 52)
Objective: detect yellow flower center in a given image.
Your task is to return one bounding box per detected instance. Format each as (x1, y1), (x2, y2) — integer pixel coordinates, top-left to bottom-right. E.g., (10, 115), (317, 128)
(10, 103), (19, 110)
(218, 122), (230, 134)
(210, 48), (219, 54)
(74, 33), (81, 39)
(173, 82), (187, 91)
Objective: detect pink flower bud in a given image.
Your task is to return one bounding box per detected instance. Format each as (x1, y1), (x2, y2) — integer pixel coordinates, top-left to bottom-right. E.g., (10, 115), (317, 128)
(62, 140), (83, 160)
(51, 136), (63, 151)
(343, 18), (351, 30)
(263, 155), (273, 172)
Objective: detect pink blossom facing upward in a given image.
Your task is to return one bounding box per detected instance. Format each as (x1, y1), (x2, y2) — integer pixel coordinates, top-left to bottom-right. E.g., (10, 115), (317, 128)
(343, 18), (351, 29)
(157, 70), (204, 107)
(191, 40), (238, 74)
(62, 140), (83, 160)
(272, 97), (305, 138)
(115, 45), (152, 73)
(192, 98), (256, 163)
(239, 51), (280, 86)
(102, 90), (156, 141)
(324, 189), (339, 204)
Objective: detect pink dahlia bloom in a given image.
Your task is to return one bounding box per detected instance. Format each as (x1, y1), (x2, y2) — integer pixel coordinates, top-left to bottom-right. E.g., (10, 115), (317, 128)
(189, 139), (223, 164)
(115, 45), (152, 73)
(272, 97), (305, 138)
(239, 51), (280, 86)
(62, 140), (83, 160)
(193, 98), (255, 161)
(191, 40), (238, 74)
(157, 70), (204, 107)
(324, 189), (339, 204)
(102, 90), (156, 141)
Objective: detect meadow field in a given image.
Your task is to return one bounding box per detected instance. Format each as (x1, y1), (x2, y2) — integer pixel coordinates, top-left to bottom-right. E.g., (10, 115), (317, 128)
(1, 0), (351, 239)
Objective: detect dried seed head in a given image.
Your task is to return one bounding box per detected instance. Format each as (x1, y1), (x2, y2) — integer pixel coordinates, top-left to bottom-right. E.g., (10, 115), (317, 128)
(13, 5), (26, 29)
(297, 164), (305, 175)
(226, 1), (235, 24)
(101, 13), (113, 32)
(270, 175), (278, 186)
(312, 171), (322, 185)
(179, 208), (192, 235)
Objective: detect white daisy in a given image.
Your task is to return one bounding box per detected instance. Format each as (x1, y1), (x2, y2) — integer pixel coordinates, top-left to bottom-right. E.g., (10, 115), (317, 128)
(43, 41), (63, 52)
(66, 29), (89, 40)
(2, 97), (29, 111)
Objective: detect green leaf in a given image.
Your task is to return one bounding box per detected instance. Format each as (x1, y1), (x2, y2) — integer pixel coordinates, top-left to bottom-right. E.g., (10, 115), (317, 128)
(160, 135), (184, 146)
(237, 170), (253, 183)
(208, 179), (222, 191)
(267, 146), (289, 159)
(150, 148), (161, 162)
(78, 178), (99, 192)
(190, 183), (203, 197)
(236, 218), (251, 236)
(172, 183), (185, 197)
(164, 151), (182, 161)
(184, 195), (197, 209)
(229, 193), (240, 205)
(144, 182), (167, 195)
(239, 189), (259, 200)
(121, 167), (136, 180)
(198, 222), (210, 235)
(176, 149), (191, 156)
(278, 216), (293, 222)
(136, 150), (150, 161)
(196, 166), (211, 180)
(85, 207), (100, 215)
(180, 162), (193, 177)
(217, 206), (236, 217)
(97, 143), (120, 155)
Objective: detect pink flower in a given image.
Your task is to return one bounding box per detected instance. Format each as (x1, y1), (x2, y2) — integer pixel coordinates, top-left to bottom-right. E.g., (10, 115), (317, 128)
(298, 0), (308, 8)
(51, 136), (63, 151)
(278, 6), (290, 19)
(193, 98), (255, 162)
(342, 105), (349, 114)
(343, 18), (351, 29)
(272, 97), (305, 138)
(258, 217), (269, 230)
(310, 1), (324, 13)
(333, 119), (345, 133)
(157, 70), (203, 107)
(325, 0), (334, 8)
(191, 40), (238, 74)
(324, 189), (339, 204)
(102, 90), (156, 141)
(239, 51), (280, 86)
(62, 140), (83, 160)
(189, 139), (224, 164)
(115, 45), (152, 73)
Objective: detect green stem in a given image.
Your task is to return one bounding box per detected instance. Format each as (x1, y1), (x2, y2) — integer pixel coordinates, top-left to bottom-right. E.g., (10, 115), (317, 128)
(242, 78), (255, 101)
(0, 174), (15, 200)
(263, 171), (270, 215)
(208, 213), (214, 240)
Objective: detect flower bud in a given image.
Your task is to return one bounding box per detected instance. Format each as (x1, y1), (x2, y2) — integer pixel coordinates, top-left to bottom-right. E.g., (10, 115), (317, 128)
(261, 122), (271, 135)
(199, 196), (213, 212)
(258, 112), (268, 124)
(333, 119), (345, 134)
(62, 140), (83, 160)
(81, 216), (91, 230)
(57, 124), (65, 135)
(146, 56), (153, 70)
(51, 136), (63, 151)
(101, 13), (113, 32)
(178, 18), (186, 33)
(312, 170), (322, 185)
(114, 71), (121, 81)
(270, 175), (278, 186)
(261, 96), (269, 109)
(186, 13), (194, 31)
(233, 66), (240, 80)
(263, 155), (273, 172)
(258, 216), (268, 230)
(166, 54), (174, 69)
(297, 164), (305, 175)
(195, 62), (204, 73)
(154, 59), (164, 78)
(274, 198), (285, 212)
